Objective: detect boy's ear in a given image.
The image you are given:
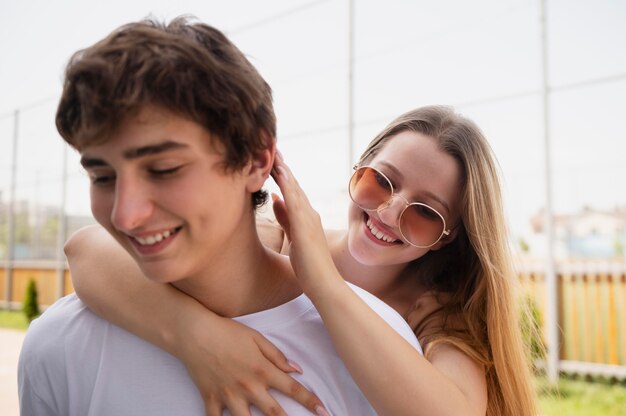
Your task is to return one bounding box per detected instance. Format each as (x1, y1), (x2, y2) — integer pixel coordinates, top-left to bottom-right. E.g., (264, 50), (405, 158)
(245, 130), (275, 193)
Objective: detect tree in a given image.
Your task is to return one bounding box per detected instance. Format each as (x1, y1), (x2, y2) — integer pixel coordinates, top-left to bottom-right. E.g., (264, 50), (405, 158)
(22, 278), (40, 322)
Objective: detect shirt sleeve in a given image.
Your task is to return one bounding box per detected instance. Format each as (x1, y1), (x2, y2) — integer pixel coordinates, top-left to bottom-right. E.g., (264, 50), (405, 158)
(18, 341), (59, 416)
(17, 308), (69, 416)
(18, 377), (58, 416)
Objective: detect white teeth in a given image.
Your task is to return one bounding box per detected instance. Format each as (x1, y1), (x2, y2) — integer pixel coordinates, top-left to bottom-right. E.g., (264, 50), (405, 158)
(366, 219), (397, 243)
(134, 229), (175, 246)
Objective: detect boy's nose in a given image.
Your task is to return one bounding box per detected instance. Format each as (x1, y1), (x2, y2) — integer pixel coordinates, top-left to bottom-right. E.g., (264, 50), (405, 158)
(110, 179), (154, 232)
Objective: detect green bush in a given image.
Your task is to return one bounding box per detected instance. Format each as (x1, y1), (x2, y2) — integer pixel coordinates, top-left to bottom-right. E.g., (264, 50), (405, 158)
(22, 278), (40, 322)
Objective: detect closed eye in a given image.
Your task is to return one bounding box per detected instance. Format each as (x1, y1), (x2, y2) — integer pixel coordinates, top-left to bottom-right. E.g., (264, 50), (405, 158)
(412, 204), (441, 221)
(149, 166), (183, 177)
(89, 173), (116, 186)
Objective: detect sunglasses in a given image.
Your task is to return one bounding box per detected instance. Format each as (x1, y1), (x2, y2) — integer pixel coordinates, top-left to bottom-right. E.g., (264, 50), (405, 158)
(348, 166), (450, 248)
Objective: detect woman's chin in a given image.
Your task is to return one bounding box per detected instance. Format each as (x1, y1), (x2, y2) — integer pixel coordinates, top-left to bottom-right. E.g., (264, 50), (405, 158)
(348, 232), (427, 268)
(348, 237), (394, 267)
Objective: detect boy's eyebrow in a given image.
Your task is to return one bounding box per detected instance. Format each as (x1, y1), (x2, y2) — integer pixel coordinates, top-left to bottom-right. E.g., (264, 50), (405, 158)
(80, 157), (107, 168)
(80, 141), (189, 168)
(123, 141), (188, 159)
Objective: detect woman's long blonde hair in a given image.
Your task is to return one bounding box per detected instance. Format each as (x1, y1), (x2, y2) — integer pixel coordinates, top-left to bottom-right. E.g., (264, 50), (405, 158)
(359, 105), (538, 416)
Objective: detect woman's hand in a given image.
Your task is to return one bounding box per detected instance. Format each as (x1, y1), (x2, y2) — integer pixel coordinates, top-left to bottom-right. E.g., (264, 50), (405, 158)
(175, 313), (325, 416)
(66, 227), (324, 416)
(270, 154), (343, 297)
(257, 216), (288, 254)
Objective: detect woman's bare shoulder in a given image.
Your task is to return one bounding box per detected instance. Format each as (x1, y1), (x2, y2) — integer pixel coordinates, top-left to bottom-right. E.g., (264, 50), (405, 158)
(406, 291), (465, 337)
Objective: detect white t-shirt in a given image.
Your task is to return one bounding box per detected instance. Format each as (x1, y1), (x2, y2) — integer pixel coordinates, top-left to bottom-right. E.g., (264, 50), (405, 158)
(19, 283), (421, 416)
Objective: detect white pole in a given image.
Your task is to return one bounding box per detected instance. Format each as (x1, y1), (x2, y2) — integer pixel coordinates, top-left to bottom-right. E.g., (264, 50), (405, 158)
(348, 0), (355, 173)
(56, 145), (68, 300)
(541, 0), (559, 383)
(4, 109), (18, 309)
(33, 170), (41, 259)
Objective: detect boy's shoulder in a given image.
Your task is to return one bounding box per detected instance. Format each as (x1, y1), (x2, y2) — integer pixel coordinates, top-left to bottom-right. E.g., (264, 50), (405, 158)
(19, 294), (109, 373)
(18, 294), (109, 415)
(18, 294), (205, 415)
(24, 294), (103, 342)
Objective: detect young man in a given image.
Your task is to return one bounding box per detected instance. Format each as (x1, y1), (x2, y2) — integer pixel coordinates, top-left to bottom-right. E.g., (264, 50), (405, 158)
(18, 17), (420, 415)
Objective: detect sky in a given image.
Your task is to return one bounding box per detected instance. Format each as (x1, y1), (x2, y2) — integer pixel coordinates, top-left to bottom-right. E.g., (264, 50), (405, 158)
(1, 0), (625, 254)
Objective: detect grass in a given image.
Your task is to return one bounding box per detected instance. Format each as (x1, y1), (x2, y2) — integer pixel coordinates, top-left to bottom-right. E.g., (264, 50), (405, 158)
(0, 309), (30, 331)
(2, 308), (625, 414)
(537, 375), (626, 415)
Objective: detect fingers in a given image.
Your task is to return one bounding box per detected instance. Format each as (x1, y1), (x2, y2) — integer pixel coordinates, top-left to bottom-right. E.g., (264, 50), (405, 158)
(204, 383), (319, 416)
(271, 194), (291, 242)
(256, 332), (301, 374)
(247, 391), (287, 416)
(257, 216), (286, 253)
(220, 368), (289, 416)
(204, 399), (223, 416)
(188, 319), (317, 416)
(254, 335), (326, 415)
(272, 154), (313, 214)
(270, 373), (326, 415)
(272, 155), (296, 195)
(222, 394), (253, 416)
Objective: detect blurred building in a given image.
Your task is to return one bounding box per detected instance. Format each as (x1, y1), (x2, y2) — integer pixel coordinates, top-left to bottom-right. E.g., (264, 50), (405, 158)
(0, 198), (94, 260)
(530, 206), (626, 258)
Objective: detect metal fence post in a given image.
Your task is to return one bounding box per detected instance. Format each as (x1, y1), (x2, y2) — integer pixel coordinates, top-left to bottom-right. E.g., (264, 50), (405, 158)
(4, 109), (19, 309)
(540, 0), (560, 383)
(55, 145), (68, 300)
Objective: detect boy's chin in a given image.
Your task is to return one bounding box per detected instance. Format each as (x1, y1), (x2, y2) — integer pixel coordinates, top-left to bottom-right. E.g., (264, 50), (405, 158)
(137, 263), (180, 284)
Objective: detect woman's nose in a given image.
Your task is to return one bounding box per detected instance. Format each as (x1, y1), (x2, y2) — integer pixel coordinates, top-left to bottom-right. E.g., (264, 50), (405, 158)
(376, 195), (406, 228)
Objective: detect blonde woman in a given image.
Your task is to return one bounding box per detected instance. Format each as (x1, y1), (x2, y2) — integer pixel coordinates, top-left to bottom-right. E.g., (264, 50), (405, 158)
(66, 105), (538, 415)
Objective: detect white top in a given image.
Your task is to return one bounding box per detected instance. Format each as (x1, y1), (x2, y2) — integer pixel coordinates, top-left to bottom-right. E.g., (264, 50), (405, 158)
(19, 283), (421, 416)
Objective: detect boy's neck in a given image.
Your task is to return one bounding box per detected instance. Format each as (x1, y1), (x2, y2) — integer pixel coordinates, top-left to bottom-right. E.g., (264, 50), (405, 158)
(171, 223), (302, 318)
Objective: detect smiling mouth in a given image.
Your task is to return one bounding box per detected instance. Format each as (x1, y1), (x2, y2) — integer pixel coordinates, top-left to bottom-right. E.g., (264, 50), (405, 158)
(130, 226), (182, 246)
(365, 215), (401, 244)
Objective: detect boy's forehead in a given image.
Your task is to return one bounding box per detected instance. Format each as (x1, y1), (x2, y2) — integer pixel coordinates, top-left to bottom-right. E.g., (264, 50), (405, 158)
(80, 141), (189, 163)
(79, 106), (224, 163)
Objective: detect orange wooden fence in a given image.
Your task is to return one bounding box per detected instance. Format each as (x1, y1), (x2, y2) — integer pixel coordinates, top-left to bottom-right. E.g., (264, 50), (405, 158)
(0, 261), (73, 308)
(3, 259), (626, 377)
(519, 259), (626, 377)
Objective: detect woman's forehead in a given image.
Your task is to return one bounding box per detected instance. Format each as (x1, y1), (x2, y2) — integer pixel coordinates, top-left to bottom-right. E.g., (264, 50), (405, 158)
(371, 131), (462, 215)
(372, 131), (439, 164)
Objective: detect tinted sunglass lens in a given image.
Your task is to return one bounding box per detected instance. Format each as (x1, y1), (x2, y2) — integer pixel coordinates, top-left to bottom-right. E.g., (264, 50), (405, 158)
(349, 167), (392, 210)
(400, 204), (445, 247)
